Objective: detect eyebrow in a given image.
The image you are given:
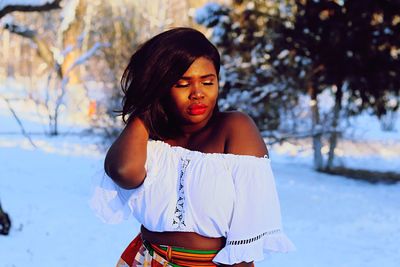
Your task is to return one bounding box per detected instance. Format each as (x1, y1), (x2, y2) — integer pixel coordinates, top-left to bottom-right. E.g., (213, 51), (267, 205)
(180, 74), (216, 80)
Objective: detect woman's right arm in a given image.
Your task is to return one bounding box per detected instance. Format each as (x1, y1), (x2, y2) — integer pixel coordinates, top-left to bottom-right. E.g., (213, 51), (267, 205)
(104, 117), (149, 189)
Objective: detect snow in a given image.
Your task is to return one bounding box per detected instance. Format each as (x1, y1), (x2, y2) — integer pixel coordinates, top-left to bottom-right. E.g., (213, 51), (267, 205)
(194, 2), (223, 26)
(194, 2), (231, 45)
(59, 0), (79, 35)
(1, 81), (400, 266)
(0, 136), (136, 267)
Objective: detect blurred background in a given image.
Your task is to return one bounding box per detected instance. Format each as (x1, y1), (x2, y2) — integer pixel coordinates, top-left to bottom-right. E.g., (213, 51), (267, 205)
(0, 0), (399, 266)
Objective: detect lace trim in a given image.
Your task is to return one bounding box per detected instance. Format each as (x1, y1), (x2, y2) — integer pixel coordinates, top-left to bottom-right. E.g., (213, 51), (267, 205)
(172, 158), (190, 230)
(227, 229), (281, 245)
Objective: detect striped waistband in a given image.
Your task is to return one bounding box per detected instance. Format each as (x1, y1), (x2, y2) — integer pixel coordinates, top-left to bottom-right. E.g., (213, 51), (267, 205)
(143, 240), (218, 267)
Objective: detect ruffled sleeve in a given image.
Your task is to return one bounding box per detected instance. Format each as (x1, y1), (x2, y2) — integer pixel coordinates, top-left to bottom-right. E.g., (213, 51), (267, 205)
(213, 156), (295, 265)
(89, 141), (162, 224)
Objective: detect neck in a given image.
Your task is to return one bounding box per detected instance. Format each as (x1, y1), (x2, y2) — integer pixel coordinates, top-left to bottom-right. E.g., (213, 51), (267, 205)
(171, 112), (218, 145)
(180, 120), (209, 137)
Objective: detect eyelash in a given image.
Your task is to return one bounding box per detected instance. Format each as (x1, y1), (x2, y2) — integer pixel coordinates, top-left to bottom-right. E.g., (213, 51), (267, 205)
(175, 82), (214, 88)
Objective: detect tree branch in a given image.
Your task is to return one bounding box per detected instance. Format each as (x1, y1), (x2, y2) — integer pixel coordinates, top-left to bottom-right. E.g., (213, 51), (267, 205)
(0, 0), (62, 19)
(4, 22), (62, 78)
(1, 97), (37, 148)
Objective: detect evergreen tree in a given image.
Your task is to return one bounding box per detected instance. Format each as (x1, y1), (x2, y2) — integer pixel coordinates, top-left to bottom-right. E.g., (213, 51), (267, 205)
(196, 0), (400, 171)
(195, 0), (300, 132)
(283, 0), (400, 169)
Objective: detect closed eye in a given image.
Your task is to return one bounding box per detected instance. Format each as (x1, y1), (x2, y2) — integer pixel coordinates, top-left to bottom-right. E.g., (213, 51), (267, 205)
(174, 83), (189, 88)
(202, 81), (214, 86)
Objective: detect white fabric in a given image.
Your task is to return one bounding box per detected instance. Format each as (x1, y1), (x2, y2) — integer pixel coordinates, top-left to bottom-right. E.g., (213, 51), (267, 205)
(90, 140), (295, 264)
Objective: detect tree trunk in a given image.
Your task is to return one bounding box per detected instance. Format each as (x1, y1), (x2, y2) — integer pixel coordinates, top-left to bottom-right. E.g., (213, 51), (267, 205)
(2, 28), (10, 79)
(326, 83), (343, 170)
(61, 0), (86, 84)
(308, 83), (324, 171)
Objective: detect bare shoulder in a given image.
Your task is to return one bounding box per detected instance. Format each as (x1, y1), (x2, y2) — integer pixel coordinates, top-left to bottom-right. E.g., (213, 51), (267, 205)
(219, 111), (268, 158)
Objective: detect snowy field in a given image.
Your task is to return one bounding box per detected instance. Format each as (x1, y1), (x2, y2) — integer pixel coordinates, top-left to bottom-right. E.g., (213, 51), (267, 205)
(1, 92), (400, 266)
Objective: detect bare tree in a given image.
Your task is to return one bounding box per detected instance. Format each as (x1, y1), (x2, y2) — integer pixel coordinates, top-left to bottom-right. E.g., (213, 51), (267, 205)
(2, 0), (107, 135)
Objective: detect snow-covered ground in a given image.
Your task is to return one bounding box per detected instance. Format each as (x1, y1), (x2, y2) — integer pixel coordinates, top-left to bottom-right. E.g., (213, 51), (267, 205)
(1, 85), (400, 267)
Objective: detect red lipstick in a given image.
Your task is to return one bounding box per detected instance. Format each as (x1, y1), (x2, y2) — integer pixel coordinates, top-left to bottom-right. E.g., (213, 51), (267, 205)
(188, 103), (208, 115)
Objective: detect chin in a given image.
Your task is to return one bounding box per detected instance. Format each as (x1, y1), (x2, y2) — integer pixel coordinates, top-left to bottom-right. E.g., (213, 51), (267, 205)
(185, 112), (210, 124)
(186, 116), (206, 124)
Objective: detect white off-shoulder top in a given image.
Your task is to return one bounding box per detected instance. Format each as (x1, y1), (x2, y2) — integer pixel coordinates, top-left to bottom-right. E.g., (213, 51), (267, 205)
(90, 140), (295, 265)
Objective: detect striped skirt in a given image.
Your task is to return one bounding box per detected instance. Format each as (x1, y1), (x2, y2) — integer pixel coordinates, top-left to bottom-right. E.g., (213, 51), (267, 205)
(116, 234), (219, 267)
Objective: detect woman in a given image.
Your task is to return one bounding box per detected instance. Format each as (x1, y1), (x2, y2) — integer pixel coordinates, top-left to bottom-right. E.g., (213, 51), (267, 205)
(91, 27), (294, 266)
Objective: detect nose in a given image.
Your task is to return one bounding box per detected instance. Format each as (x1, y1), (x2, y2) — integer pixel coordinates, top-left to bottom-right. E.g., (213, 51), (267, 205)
(189, 82), (205, 100)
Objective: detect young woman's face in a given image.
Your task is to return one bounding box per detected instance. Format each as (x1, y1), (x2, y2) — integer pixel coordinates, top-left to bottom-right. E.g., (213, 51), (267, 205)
(167, 57), (218, 127)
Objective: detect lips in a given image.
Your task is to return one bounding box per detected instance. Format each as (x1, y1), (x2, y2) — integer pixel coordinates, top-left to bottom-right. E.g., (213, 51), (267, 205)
(188, 103), (208, 115)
